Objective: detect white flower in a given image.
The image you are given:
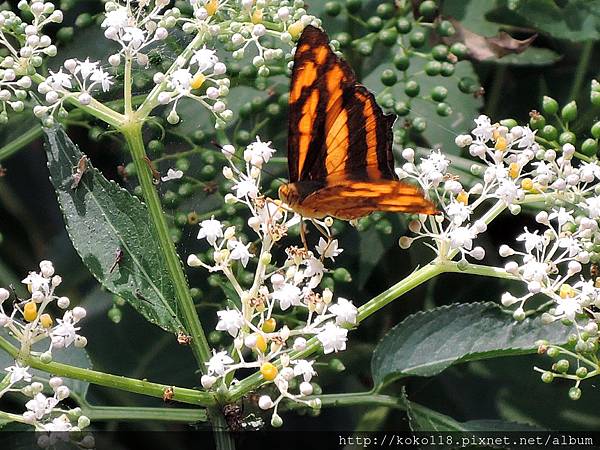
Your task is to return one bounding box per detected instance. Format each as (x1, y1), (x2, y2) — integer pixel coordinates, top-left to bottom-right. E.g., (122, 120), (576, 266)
(161, 168), (184, 182)
(516, 228), (545, 254)
(521, 260), (549, 283)
(197, 217), (223, 246)
(191, 47), (218, 72)
(448, 226), (476, 251)
(292, 359), (317, 382)
(22, 271), (49, 294)
(548, 208), (573, 226)
(472, 115), (493, 141)
(76, 58), (99, 79)
(5, 363), (32, 384)
(555, 296), (581, 321)
(90, 68), (114, 92)
(317, 322), (348, 354)
(245, 137), (276, 165)
(315, 238), (343, 260)
(272, 283), (302, 310)
(101, 6), (129, 30)
(43, 414), (72, 432)
(227, 240), (253, 267)
(328, 297), (357, 326)
(46, 69), (72, 90)
(303, 257), (324, 288)
(51, 311), (81, 349)
(216, 309), (244, 337)
(233, 176), (259, 199)
(206, 350), (234, 376)
(446, 200), (471, 225)
(517, 126), (536, 148)
(495, 178), (520, 205)
(25, 393), (58, 420)
(170, 68), (193, 92)
(584, 196), (600, 218)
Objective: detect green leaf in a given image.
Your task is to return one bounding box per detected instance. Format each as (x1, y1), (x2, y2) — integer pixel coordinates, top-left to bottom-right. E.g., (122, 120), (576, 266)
(371, 302), (571, 385)
(484, 47), (561, 66)
(402, 389), (542, 432)
(493, 0), (600, 42)
(44, 125), (184, 333)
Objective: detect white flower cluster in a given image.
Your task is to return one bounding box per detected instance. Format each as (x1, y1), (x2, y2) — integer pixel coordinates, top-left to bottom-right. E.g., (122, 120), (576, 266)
(153, 46), (230, 126)
(101, 0), (175, 65)
(0, 1), (62, 123)
(398, 115), (553, 262)
(499, 207), (598, 327)
(33, 58), (114, 121)
(0, 262), (90, 435)
(2, 370), (91, 437)
(187, 137), (356, 425)
(0, 260), (88, 360)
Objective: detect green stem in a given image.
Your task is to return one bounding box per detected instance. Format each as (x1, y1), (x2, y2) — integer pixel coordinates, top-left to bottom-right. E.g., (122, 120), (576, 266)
(121, 124), (211, 368)
(82, 405), (207, 422)
(0, 124), (43, 161)
(124, 57), (133, 116)
(440, 261), (519, 281)
(287, 391), (405, 410)
(569, 41), (594, 101)
(210, 408), (236, 450)
(136, 32), (207, 120)
(0, 335), (215, 406)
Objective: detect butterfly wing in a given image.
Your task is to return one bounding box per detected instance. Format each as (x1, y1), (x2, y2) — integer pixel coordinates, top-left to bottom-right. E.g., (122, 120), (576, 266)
(287, 26), (435, 218)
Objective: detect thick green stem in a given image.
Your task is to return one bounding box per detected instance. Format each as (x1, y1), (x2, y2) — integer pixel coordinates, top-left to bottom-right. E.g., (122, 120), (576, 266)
(210, 408), (236, 450)
(121, 123), (211, 368)
(286, 391), (405, 410)
(82, 405), (207, 422)
(0, 335), (214, 406)
(569, 41), (594, 101)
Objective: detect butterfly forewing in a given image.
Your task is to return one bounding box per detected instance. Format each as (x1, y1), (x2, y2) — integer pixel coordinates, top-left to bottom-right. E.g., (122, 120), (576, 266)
(285, 25), (436, 219)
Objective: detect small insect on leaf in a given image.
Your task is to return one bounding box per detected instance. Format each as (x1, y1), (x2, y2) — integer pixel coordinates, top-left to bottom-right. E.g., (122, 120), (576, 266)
(71, 155), (89, 189)
(109, 248), (124, 274)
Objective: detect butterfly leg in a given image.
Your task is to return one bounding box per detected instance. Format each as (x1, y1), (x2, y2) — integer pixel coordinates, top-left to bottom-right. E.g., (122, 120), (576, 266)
(300, 220), (309, 252)
(311, 219), (333, 261)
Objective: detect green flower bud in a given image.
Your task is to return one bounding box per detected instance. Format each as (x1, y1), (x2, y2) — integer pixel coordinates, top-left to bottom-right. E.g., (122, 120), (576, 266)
(409, 30), (426, 48)
(393, 53), (410, 71)
(555, 359), (569, 373)
(561, 100), (577, 122)
(592, 121), (600, 139)
(558, 131), (576, 145)
(431, 86), (448, 102)
(395, 17), (412, 34)
(412, 117), (427, 133)
(576, 367), (588, 378)
(376, 2), (395, 18)
(380, 69), (397, 86)
(437, 20), (456, 37)
(367, 16), (383, 32)
(568, 386), (581, 400)
(345, 0), (361, 13)
(541, 125), (558, 141)
(581, 138), (598, 157)
(324, 1), (342, 16)
(108, 306), (122, 324)
(541, 371), (554, 383)
(542, 96), (558, 115)
(378, 28), (398, 46)
(404, 79), (420, 97)
(418, 0), (437, 18)
(333, 267), (352, 283)
(529, 113), (545, 130)
(436, 102), (452, 117)
(431, 44), (449, 61)
(450, 42), (468, 59)
(394, 100), (410, 116)
(424, 60), (441, 76)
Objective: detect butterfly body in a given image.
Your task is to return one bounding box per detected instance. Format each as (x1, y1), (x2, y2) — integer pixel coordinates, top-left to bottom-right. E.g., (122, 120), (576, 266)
(281, 26), (436, 220)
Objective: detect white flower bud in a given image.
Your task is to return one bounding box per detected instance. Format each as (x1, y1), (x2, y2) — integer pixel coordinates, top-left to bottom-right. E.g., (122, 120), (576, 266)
(74, 336), (87, 348)
(187, 254), (202, 267)
(0, 313), (9, 326)
(454, 134), (473, 147)
(31, 382), (44, 393)
(64, 59), (77, 72)
(157, 92), (172, 105)
(244, 334), (257, 349)
(0, 288), (9, 302)
(499, 245), (514, 257)
(252, 24), (266, 37)
(535, 211), (549, 225)
(78, 93), (92, 105)
(45, 90), (59, 104)
(258, 395), (273, 410)
(280, 367), (294, 381)
(322, 288), (333, 304)
(469, 247), (485, 260)
(401, 148), (414, 162)
(501, 292), (519, 306)
(505, 261), (519, 274)
(51, 275), (62, 287)
(213, 63), (226, 75)
(527, 281), (541, 294)
(108, 54), (121, 67)
(567, 260), (582, 275)
(154, 27), (168, 40)
(201, 375), (216, 389)
(49, 377), (63, 390)
(293, 337), (306, 351)
(513, 307), (526, 321)
(224, 226), (236, 240)
(72, 306), (86, 321)
(399, 236), (413, 249)
(22, 411), (36, 424)
(57, 296), (70, 309)
(299, 381), (313, 396)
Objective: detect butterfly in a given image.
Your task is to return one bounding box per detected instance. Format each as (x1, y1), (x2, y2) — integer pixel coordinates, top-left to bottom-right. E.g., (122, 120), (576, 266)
(278, 25), (436, 221)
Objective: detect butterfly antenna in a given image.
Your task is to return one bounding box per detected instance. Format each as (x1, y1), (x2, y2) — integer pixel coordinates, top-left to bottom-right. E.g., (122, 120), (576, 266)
(209, 140), (289, 193)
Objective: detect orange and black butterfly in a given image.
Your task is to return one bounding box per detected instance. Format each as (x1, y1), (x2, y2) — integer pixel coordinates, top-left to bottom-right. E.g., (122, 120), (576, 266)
(278, 26), (436, 220)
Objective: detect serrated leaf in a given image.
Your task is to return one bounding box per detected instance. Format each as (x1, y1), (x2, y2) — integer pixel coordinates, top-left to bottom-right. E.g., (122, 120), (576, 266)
(372, 302), (571, 386)
(44, 125), (184, 333)
(402, 389), (542, 433)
